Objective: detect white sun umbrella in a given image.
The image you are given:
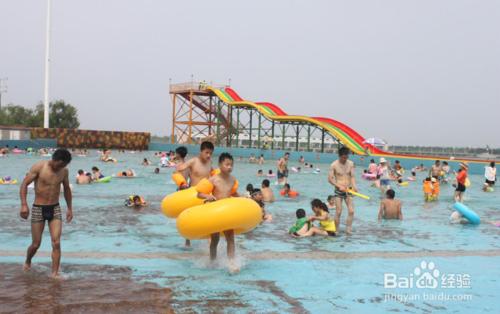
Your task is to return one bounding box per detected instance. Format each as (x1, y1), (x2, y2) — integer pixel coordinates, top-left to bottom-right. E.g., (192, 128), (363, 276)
(363, 138), (387, 146)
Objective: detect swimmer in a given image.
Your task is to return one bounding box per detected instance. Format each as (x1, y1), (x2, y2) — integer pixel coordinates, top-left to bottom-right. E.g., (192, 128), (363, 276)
(368, 159), (377, 175)
(142, 158), (151, 166)
(277, 152), (290, 185)
(308, 199), (336, 236)
(258, 154), (265, 165)
(288, 208), (327, 237)
(20, 149), (73, 278)
(280, 183), (299, 198)
(245, 183), (254, 198)
(423, 177), (434, 202)
(196, 152), (239, 273)
(378, 158), (391, 195)
(328, 147), (357, 234)
(483, 161), (496, 192)
(378, 189), (403, 220)
(267, 170), (275, 177)
(248, 154), (257, 164)
(117, 169), (135, 177)
(299, 156), (305, 164)
(125, 195), (147, 208)
(408, 171), (417, 181)
(154, 167), (160, 174)
(91, 167), (104, 181)
(251, 188), (272, 222)
(327, 195), (336, 210)
(431, 177), (440, 200)
(454, 163), (468, 202)
(176, 142), (214, 247)
(257, 169), (264, 177)
(173, 146), (189, 190)
(76, 169), (91, 184)
(261, 179), (275, 203)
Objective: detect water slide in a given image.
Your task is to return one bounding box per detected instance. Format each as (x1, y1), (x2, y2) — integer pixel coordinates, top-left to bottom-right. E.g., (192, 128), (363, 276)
(207, 86), (494, 162)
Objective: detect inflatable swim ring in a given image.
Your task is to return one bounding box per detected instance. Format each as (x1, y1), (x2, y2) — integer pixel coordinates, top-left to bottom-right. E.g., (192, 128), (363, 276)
(172, 172), (187, 187)
(464, 178), (471, 188)
(0, 179), (18, 185)
(407, 177), (416, 181)
(399, 181), (409, 187)
(96, 176), (112, 183)
(362, 173), (377, 180)
(176, 197), (262, 240)
(453, 202), (480, 224)
(161, 187), (204, 218)
(12, 149), (24, 154)
(280, 189), (299, 197)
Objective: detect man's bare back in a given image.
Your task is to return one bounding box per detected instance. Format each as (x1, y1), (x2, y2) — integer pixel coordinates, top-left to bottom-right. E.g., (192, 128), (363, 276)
(261, 187), (275, 203)
(378, 199), (402, 220)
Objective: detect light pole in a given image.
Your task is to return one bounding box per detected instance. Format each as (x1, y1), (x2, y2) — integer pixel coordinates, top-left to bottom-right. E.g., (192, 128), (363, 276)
(0, 77), (7, 110)
(43, 0), (51, 128)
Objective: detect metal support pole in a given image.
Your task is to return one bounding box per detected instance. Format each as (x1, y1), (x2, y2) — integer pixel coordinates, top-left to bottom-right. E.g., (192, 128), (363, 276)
(227, 105), (233, 147)
(282, 124), (286, 150)
(208, 96), (213, 136)
(43, 0), (51, 128)
(188, 90), (193, 144)
(321, 129), (326, 153)
(216, 100), (221, 145)
(249, 110), (253, 148)
(295, 125), (300, 151)
(235, 108), (240, 148)
(307, 125), (311, 152)
(271, 121), (275, 150)
(171, 94), (176, 143)
(257, 113), (262, 149)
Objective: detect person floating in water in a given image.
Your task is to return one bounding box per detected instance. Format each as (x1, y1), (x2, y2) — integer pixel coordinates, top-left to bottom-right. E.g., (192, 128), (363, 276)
(19, 149), (73, 278)
(328, 147), (357, 235)
(125, 195), (147, 208)
(196, 152), (240, 273)
(176, 142), (214, 247)
(378, 189), (403, 220)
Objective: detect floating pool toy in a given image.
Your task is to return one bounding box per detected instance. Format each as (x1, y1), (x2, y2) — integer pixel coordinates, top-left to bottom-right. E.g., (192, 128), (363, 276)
(172, 172), (187, 187)
(362, 173), (377, 180)
(12, 149), (24, 154)
(176, 197), (262, 240)
(453, 202), (480, 225)
(407, 177), (416, 181)
(347, 189), (370, 200)
(485, 186), (495, 192)
(291, 167), (299, 173)
(280, 189), (299, 197)
(161, 187), (204, 218)
(464, 178), (471, 188)
(0, 179), (18, 185)
(95, 176), (112, 183)
(399, 181), (409, 187)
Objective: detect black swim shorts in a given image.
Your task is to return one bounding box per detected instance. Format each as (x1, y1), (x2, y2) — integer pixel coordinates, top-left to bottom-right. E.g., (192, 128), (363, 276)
(31, 203), (62, 223)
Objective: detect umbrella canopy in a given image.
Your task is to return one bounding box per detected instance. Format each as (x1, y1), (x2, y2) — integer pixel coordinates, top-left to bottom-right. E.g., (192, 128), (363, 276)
(363, 138), (387, 146)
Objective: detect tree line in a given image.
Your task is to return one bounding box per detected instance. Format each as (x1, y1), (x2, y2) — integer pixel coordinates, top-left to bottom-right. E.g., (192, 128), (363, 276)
(0, 100), (80, 129)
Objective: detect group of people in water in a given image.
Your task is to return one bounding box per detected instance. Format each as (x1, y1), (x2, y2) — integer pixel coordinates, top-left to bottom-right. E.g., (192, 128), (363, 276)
(12, 141), (498, 276)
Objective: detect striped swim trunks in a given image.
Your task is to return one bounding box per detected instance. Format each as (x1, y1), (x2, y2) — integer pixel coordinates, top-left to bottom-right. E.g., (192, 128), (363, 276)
(31, 203), (62, 223)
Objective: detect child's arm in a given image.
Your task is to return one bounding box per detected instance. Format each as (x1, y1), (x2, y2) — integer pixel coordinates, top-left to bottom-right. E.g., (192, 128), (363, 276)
(176, 158), (194, 172)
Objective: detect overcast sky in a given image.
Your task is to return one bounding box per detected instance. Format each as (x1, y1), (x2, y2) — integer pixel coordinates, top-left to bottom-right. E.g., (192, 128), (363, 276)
(1, 0), (499, 147)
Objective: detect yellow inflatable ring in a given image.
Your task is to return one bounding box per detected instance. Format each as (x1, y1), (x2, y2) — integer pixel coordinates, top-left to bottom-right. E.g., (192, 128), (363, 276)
(176, 197), (262, 240)
(171, 172), (187, 187)
(161, 187), (204, 218)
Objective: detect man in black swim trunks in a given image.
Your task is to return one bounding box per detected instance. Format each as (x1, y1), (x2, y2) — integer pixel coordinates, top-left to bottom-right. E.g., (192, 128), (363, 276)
(20, 149), (73, 278)
(277, 152), (290, 185)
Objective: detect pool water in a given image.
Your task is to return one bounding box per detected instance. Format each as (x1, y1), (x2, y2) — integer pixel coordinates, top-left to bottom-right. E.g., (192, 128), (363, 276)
(0, 152), (499, 313)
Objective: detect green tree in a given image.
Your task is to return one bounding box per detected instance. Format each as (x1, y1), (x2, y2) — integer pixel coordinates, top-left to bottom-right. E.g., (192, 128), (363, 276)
(35, 100), (80, 129)
(0, 104), (35, 126)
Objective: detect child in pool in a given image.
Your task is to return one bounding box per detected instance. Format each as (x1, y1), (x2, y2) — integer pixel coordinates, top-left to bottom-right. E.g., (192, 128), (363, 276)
(261, 179), (275, 203)
(251, 188), (272, 222)
(327, 195), (336, 210)
(196, 152), (240, 273)
(267, 170), (275, 177)
(280, 183), (299, 198)
(288, 208), (327, 237)
(423, 177), (434, 201)
(308, 199), (336, 236)
(173, 146), (189, 190)
(378, 189), (402, 220)
(244, 183), (254, 198)
(257, 169), (264, 177)
(431, 177), (440, 200)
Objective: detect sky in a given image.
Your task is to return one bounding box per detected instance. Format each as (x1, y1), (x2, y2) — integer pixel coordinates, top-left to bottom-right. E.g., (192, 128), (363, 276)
(1, 0), (499, 147)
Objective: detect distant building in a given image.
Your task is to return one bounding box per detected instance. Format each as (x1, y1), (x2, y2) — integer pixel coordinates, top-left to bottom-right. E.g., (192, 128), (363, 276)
(0, 126), (31, 140)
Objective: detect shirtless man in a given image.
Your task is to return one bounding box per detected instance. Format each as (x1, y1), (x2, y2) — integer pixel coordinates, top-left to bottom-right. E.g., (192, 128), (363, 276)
(261, 179), (275, 203)
(430, 160), (442, 178)
(378, 189), (403, 220)
(196, 152), (239, 273)
(277, 152), (290, 185)
(173, 146), (189, 189)
(328, 147), (357, 234)
(76, 169), (91, 184)
(20, 149), (73, 278)
(175, 141), (214, 247)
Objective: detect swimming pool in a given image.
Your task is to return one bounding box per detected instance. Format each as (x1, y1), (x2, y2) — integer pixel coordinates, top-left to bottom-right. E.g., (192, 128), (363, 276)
(1, 152), (499, 313)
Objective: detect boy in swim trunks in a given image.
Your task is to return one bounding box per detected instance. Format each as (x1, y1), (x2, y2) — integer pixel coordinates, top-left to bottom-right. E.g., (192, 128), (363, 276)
(328, 147), (357, 234)
(173, 146), (189, 190)
(378, 189), (403, 220)
(19, 149), (73, 278)
(176, 142), (214, 247)
(196, 152), (240, 273)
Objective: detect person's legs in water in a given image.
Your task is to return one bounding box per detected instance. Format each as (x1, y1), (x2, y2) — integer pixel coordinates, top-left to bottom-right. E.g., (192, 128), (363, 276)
(224, 230), (238, 273)
(302, 226), (328, 236)
(185, 239), (191, 248)
(48, 217), (62, 278)
(334, 196), (343, 230)
(24, 222), (44, 271)
(210, 233), (220, 261)
(345, 196), (355, 235)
